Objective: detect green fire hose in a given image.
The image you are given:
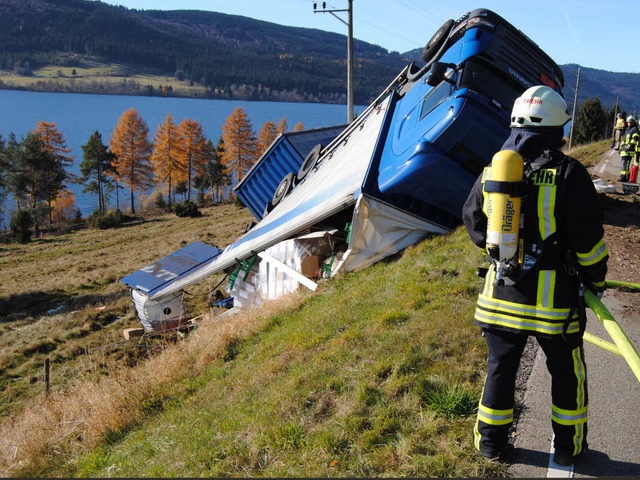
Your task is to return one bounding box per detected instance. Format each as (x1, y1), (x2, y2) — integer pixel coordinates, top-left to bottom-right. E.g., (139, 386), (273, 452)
(582, 280), (640, 383)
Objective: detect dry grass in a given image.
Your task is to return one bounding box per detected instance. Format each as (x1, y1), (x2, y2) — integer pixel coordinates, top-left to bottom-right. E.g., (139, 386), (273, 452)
(0, 204), (254, 416)
(0, 295), (303, 476)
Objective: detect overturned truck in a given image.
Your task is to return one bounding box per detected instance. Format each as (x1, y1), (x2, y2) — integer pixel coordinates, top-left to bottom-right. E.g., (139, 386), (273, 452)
(122, 8), (566, 325)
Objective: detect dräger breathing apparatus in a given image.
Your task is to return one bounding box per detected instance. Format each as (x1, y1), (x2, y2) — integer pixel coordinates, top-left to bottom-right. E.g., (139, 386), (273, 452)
(482, 149), (527, 286)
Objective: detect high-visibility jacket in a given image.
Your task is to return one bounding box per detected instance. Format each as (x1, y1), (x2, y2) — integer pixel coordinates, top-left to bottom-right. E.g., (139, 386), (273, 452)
(462, 150), (608, 337)
(615, 117), (626, 131)
(621, 124), (639, 158)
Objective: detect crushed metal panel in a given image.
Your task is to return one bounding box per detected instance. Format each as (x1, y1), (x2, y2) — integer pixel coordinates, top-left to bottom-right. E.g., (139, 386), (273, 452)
(120, 241), (223, 297)
(150, 95), (393, 300)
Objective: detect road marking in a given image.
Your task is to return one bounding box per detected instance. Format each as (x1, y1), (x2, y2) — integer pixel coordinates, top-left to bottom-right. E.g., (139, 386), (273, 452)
(596, 151), (616, 176)
(547, 440), (574, 478)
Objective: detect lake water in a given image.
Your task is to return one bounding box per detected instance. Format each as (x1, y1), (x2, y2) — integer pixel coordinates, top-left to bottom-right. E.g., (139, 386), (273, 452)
(0, 90), (364, 217)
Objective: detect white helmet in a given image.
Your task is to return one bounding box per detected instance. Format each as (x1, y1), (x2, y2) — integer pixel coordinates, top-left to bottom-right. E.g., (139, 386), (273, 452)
(510, 85), (571, 128)
(627, 115), (636, 123)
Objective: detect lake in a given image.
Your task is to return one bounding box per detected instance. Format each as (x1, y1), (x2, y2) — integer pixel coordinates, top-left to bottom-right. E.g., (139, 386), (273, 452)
(0, 90), (364, 218)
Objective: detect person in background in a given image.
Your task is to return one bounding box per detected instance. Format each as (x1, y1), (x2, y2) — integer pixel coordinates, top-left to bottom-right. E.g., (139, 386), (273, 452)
(619, 116), (639, 182)
(462, 86), (608, 466)
(612, 112), (625, 150)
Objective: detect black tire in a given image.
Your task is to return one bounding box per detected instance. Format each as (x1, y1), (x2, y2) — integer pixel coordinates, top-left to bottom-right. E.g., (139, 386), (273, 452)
(296, 143), (323, 183)
(270, 172), (294, 209)
(421, 19), (454, 64)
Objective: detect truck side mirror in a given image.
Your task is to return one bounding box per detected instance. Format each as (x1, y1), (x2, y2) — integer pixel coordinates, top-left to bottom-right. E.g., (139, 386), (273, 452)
(426, 62), (456, 87)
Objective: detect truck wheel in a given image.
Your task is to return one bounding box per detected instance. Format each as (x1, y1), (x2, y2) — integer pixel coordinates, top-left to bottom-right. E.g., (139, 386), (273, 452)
(296, 143), (323, 183)
(421, 19), (454, 64)
(270, 172), (294, 210)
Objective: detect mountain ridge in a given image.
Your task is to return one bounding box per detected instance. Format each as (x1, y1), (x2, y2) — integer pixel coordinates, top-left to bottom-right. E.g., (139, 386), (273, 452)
(0, 0), (638, 111)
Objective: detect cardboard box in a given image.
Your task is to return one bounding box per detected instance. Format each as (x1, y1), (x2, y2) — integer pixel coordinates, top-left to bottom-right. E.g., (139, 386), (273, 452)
(300, 255), (321, 278)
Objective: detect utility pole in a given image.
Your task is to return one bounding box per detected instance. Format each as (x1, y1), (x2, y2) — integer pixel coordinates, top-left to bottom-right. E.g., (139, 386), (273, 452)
(611, 96), (619, 143)
(568, 67), (580, 151)
(313, 1), (354, 123)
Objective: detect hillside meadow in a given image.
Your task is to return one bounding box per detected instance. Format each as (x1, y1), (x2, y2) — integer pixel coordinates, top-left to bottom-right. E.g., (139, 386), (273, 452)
(0, 139), (635, 477)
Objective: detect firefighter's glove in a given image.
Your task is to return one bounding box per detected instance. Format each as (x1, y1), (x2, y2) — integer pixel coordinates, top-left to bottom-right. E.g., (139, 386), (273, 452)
(589, 285), (605, 300)
(584, 280), (605, 300)
(620, 144), (629, 151)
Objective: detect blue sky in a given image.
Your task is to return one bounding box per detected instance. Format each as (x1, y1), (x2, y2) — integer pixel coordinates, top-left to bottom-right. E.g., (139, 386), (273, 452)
(98, 0), (638, 74)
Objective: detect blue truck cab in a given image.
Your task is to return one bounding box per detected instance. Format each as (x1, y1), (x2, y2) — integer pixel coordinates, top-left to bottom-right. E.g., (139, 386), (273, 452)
(372, 8), (565, 230)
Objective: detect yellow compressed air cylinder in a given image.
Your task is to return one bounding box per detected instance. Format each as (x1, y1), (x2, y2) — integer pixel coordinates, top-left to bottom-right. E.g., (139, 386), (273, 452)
(485, 150), (524, 263)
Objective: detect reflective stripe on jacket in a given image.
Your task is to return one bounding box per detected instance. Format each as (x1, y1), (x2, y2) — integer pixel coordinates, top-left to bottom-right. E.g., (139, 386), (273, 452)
(462, 150), (608, 337)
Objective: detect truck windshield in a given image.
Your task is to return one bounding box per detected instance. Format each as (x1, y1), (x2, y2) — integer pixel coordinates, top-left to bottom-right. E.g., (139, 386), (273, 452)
(459, 60), (522, 112)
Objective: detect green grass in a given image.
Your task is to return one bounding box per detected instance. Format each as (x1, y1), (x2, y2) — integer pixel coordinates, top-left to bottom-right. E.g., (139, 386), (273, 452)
(6, 227), (504, 478)
(0, 141), (614, 477)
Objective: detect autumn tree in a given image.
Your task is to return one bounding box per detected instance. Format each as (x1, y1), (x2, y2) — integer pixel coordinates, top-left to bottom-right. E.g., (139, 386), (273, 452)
(256, 120), (279, 158)
(176, 118), (208, 202)
(109, 108), (153, 213)
(293, 121), (304, 131)
(221, 106), (257, 183)
(34, 121), (74, 171)
(80, 130), (117, 215)
(51, 190), (78, 225)
(151, 114), (183, 208)
(277, 117), (288, 135)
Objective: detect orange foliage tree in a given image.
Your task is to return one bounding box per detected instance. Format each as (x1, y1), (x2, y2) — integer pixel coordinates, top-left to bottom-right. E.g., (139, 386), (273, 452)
(109, 108), (153, 213)
(177, 118), (209, 202)
(34, 121), (74, 170)
(221, 106), (257, 184)
(256, 120), (279, 158)
(51, 190), (78, 225)
(277, 117), (288, 135)
(151, 114), (183, 208)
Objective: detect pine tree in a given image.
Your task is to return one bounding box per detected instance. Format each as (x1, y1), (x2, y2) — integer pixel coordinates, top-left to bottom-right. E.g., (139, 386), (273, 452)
(6, 132), (66, 235)
(109, 108), (154, 213)
(221, 106), (257, 183)
(151, 114), (183, 208)
(573, 97), (608, 146)
(80, 130), (117, 215)
(34, 120), (74, 223)
(176, 118), (208, 202)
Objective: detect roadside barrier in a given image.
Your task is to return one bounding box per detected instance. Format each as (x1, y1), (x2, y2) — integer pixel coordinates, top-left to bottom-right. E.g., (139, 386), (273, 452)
(583, 280), (640, 383)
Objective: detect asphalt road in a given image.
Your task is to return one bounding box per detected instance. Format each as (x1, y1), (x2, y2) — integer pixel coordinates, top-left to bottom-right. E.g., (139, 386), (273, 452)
(506, 150), (640, 478)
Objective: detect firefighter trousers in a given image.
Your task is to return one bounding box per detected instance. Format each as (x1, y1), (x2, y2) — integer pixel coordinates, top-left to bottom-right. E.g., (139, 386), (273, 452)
(474, 328), (588, 457)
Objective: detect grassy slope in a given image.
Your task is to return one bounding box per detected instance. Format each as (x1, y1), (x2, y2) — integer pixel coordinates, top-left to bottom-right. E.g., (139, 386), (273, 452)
(0, 204), (254, 416)
(0, 141), (612, 477)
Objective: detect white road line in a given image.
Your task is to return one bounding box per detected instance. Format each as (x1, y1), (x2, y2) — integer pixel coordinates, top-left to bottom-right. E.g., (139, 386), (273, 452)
(596, 151), (616, 176)
(547, 439), (574, 478)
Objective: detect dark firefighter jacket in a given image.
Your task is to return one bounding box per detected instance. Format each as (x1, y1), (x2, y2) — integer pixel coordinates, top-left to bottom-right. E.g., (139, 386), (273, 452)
(621, 124), (639, 157)
(462, 127), (608, 337)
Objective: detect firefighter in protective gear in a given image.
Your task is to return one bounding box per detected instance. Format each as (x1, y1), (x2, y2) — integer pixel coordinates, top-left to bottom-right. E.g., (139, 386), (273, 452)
(612, 113), (625, 150)
(462, 85), (608, 466)
(619, 116), (639, 182)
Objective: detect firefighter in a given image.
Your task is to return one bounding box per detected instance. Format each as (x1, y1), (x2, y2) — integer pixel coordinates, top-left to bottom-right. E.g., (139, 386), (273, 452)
(462, 85), (608, 466)
(619, 116), (639, 182)
(612, 112), (625, 150)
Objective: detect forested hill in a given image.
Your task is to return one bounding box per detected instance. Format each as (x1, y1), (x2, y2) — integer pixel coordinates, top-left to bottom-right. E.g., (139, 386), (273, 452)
(0, 0), (638, 110)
